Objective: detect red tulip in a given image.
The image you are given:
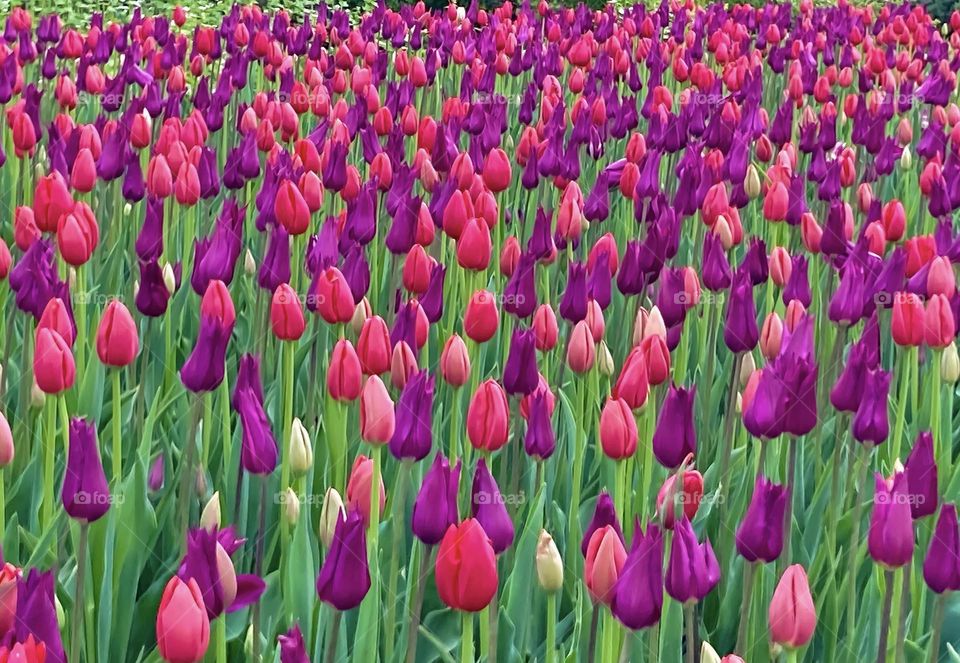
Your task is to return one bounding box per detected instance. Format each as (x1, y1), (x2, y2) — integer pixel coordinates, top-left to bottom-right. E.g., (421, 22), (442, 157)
(613, 346), (650, 410)
(314, 267), (355, 324)
(768, 247), (792, 287)
(146, 155), (174, 199)
(174, 162), (201, 206)
(599, 397), (637, 460)
(441, 333), (471, 387)
(768, 564), (816, 649)
(70, 147), (97, 192)
(927, 257), (956, 298)
(467, 379), (509, 452)
(567, 320), (596, 373)
(456, 217), (492, 271)
(464, 290), (499, 344)
(327, 339), (362, 401)
(925, 294), (955, 348)
(584, 525), (627, 605)
(499, 236), (521, 277)
(891, 292), (924, 347)
(200, 280), (236, 328)
(641, 335), (671, 386)
(760, 312), (784, 360)
(270, 284), (306, 341)
(360, 375), (395, 444)
(96, 300), (139, 367)
(0, 563), (19, 637)
(435, 519), (499, 612)
(390, 340), (418, 389)
(38, 297), (74, 346)
(656, 469), (704, 529)
(11, 112), (36, 158)
(275, 179), (311, 235)
(0, 635), (45, 663)
(33, 172), (74, 232)
(57, 203), (99, 266)
(763, 181), (789, 222)
(402, 245), (435, 294)
(14, 206), (40, 251)
(34, 328), (75, 396)
(156, 576), (210, 663)
(482, 148), (512, 192)
(357, 315), (391, 375)
(881, 200), (906, 242)
(346, 454), (386, 526)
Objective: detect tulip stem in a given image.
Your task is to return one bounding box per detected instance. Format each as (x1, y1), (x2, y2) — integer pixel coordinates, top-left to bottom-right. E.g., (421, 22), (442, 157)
(112, 368), (122, 484)
(545, 592), (557, 663)
(70, 522), (89, 663)
(215, 616), (226, 663)
(736, 561), (756, 654)
(928, 593), (945, 663)
(718, 352), (745, 525)
(782, 436), (798, 569)
(683, 604), (696, 663)
(567, 377), (588, 573)
(896, 562), (910, 663)
(42, 396), (56, 532)
(461, 612), (474, 663)
(877, 569), (895, 663)
(385, 460), (412, 663)
(846, 443), (871, 635)
(405, 546), (431, 663)
(587, 605), (599, 663)
(325, 608), (342, 663)
(251, 476), (267, 662)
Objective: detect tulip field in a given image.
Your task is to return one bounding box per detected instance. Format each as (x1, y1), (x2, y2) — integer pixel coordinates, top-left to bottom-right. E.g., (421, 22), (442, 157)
(3, 0), (960, 661)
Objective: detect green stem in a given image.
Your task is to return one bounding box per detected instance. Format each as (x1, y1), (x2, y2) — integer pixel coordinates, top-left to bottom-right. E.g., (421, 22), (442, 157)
(846, 443), (871, 635)
(70, 522), (89, 663)
(216, 616), (226, 663)
(684, 604), (696, 663)
(928, 593), (945, 663)
(877, 569), (895, 663)
(546, 593), (557, 663)
(896, 563), (910, 663)
(736, 562), (756, 654)
(325, 609), (342, 663)
(112, 369), (122, 484)
(461, 612), (474, 663)
(42, 397), (56, 531)
(385, 460), (412, 662)
(405, 546), (431, 663)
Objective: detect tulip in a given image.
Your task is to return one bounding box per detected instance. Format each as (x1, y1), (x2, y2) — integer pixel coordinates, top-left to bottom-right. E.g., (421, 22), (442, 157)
(735, 476), (788, 563)
(233, 354), (278, 476)
(581, 492), (624, 557)
(57, 204), (99, 266)
(724, 270), (759, 353)
(891, 292), (924, 346)
(360, 375), (395, 444)
(314, 267), (355, 324)
(610, 522), (663, 630)
(482, 148), (512, 192)
(464, 289), (499, 343)
(868, 470), (915, 569)
(96, 300), (139, 367)
(503, 328), (538, 395)
(275, 179), (311, 235)
(768, 564), (816, 649)
(179, 527), (264, 618)
(319, 489), (346, 549)
(584, 525), (627, 605)
(851, 368), (891, 445)
(412, 453), (460, 546)
(536, 530), (564, 593)
(388, 370), (434, 461)
(470, 458), (515, 554)
(33, 172), (74, 232)
(441, 334), (471, 386)
(532, 304), (559, 351)
(278, 624), (310, 663)
(61, 417), (111, 522)
(466, 379), (509, 452)
(316, 510), (370, 610)
(270, 284), (305, 341)
(599, 397), (637, 460)
(923, 503), (960, 593)
(435, 519), (499, 612)
(614, 347), (649, 409)
(665, 516), (720, 603)
(327, 339), (362, 401)
(925, 294), (955, 347)
(904, 432), (938, 519)
(457, 218), (492, 271)
(289, 418), (313, 474)
(156, 576), (210, 663)
(346, 455), (386, 526)
(656, 470), (704, 529)
(566, 320), (595, 373)
(34, 328), (75, 394)
(652, 384), (697, 469)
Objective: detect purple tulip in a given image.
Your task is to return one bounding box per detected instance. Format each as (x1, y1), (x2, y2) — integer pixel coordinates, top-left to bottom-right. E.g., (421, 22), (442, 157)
(61, 418), (111, 522)
(316, 510), (370, 611)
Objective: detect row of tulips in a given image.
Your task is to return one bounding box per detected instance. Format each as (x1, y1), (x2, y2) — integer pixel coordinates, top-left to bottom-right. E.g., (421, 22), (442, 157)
(0, 0), (957, 662)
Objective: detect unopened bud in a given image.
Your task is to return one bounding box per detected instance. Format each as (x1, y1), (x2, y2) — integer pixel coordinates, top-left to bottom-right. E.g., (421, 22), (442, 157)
(244, 248), (256, 276)
(283, 488), (300, 524)
(745, 164), (761, 199)
(289, 417), (313, 474)
(536, 530), (563, 592)
(900, 145), (912, 170)
(351, 298), (371, 335)
(319, 488), (345, 548)
(700, 641), (722, 663)
(200, 491), (220, 531)
(162, 263), (176, 294)
(942, 343), (960, 383)
(739, 352), (756, 388)
(597, 340), (615, 376)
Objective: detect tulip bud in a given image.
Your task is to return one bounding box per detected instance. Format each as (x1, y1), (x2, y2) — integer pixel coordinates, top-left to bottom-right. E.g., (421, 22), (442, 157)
(195, 469), (207, 498)
(900, 146), (912, 170)
(597, 340), (615, 376)
(289, 417), (313, 474)
(244, 249), (256, 276)
(744, 165), (761, 199)
(942, 344), (960, 384)
(536, 530), (564, 592)
(440, 334), (471, 387)
(701, 642), (722, 663)
(319, 488), (345, 548)
(200, 492), (221, 531)
(30, 380), (45, 409)
(162, 263), (177, 294)
(351, 299), (371, 335)
(768, 564), (816, 649)
(739, 352), (756, 388)
(283, 488), (301, 524)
